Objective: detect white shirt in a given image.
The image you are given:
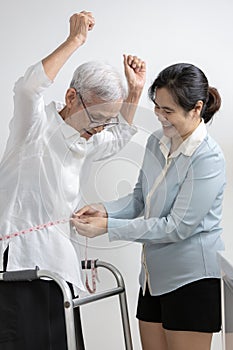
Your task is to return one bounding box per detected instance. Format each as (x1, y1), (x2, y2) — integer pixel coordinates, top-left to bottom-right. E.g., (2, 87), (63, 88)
(0, 61), (137, 291)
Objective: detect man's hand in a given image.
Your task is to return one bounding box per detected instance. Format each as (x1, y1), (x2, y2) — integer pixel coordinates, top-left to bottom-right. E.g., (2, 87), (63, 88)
(71, 216), (108, 238)
(42, 11), (95, 81)
(68, 11), (95, 46)
(123, 54), (146, 93)
(120, 54), (146, 124)
(73, 203), (107, 218)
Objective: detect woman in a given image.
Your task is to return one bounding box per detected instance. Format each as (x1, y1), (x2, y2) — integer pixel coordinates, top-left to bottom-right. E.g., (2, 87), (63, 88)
(72, 62), (226, 350)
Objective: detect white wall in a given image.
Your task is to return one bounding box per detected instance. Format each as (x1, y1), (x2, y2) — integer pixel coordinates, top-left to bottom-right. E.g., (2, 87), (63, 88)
(1, 1), (232, 349)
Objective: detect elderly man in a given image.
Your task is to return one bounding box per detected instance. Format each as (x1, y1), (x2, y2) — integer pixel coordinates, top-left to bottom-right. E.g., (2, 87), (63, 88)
(0, 11), (146, 350)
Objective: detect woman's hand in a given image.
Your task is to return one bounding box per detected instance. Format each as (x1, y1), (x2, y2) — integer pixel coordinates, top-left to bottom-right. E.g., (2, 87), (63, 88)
(73, 203), (107, 218)
(71, 216), (108, 238)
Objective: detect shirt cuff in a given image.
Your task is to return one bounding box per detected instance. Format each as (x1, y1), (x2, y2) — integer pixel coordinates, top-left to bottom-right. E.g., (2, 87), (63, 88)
(118, 113), (137, 133)
(103, 201), (122, 218)
(108, 218), (131, 242)
(38, 61), (54, 86)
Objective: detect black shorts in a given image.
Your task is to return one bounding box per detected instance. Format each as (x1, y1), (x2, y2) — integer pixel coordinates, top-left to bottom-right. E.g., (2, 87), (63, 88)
(136, 278), (221, 333)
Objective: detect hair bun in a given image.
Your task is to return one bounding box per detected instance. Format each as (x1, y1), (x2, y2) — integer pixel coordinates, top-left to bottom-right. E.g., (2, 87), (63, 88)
(203, 87), (221, 123)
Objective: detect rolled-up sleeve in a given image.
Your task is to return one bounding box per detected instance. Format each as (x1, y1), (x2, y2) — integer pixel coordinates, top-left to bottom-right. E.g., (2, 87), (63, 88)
(9, 62), (52, 143)
(89, 114), (137, 161)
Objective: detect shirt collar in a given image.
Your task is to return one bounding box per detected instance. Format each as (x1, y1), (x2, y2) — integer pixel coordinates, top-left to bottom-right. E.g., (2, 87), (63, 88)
(50, 101), (82, 139)
(47, 102), (89, 156)
(159, 119), (207, 158)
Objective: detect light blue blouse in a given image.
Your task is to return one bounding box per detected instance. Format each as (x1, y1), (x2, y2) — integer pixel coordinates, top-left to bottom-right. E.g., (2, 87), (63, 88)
(104, 121), (226, 295)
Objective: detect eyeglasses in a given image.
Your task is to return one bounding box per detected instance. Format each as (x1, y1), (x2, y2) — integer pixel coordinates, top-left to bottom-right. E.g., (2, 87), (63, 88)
(77, 92), (119, 128)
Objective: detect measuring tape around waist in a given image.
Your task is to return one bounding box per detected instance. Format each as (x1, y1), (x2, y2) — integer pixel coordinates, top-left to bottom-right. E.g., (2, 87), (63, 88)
(0, 218), (70, 241)
(0, 218), (99, 294)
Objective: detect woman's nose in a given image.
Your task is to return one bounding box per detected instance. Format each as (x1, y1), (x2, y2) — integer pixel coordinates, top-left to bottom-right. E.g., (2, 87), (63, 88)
(156, 112), (167, 122)
(155, 107), (167, 120)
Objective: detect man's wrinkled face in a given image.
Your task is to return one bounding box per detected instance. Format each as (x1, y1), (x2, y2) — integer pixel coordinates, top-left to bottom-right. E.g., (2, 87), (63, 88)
(66, 90), (123, 140)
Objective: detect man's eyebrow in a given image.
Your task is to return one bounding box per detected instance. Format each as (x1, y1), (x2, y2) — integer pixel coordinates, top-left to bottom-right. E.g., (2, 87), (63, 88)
(154, 101), (175, 112)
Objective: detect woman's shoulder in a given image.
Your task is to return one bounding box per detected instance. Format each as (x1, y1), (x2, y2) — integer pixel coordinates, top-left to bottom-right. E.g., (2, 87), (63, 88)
(200, 134), (225, 161)
(146, 129), (163, 147)
(192, 133), (226, 172)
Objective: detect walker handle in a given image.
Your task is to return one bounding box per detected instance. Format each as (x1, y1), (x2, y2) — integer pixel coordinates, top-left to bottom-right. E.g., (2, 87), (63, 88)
(81, 259), (98, 270)
(2, 266), (39, 281)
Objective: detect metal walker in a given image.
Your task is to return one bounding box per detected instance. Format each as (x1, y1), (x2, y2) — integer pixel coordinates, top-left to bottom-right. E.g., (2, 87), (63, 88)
(0, 260), (133, 350)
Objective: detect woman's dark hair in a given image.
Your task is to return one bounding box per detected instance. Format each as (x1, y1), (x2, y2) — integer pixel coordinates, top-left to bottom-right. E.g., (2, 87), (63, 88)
(148, 63), (221, 123)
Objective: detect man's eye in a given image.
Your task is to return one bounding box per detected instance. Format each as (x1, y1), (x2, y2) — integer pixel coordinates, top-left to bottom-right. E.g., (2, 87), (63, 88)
(91, 115), (106, 122)
(105, 118), (112, 123)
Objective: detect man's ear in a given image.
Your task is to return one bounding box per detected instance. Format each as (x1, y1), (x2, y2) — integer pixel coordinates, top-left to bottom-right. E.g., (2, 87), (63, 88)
(65, 88), (78, 108)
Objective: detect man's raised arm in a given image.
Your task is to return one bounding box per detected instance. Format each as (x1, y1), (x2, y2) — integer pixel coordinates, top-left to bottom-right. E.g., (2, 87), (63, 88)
(120, 54), (146, 125)
(42, 11), (95, 81)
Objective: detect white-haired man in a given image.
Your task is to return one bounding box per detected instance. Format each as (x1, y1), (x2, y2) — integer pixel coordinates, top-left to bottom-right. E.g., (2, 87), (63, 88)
(0, 11), (146, 350)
